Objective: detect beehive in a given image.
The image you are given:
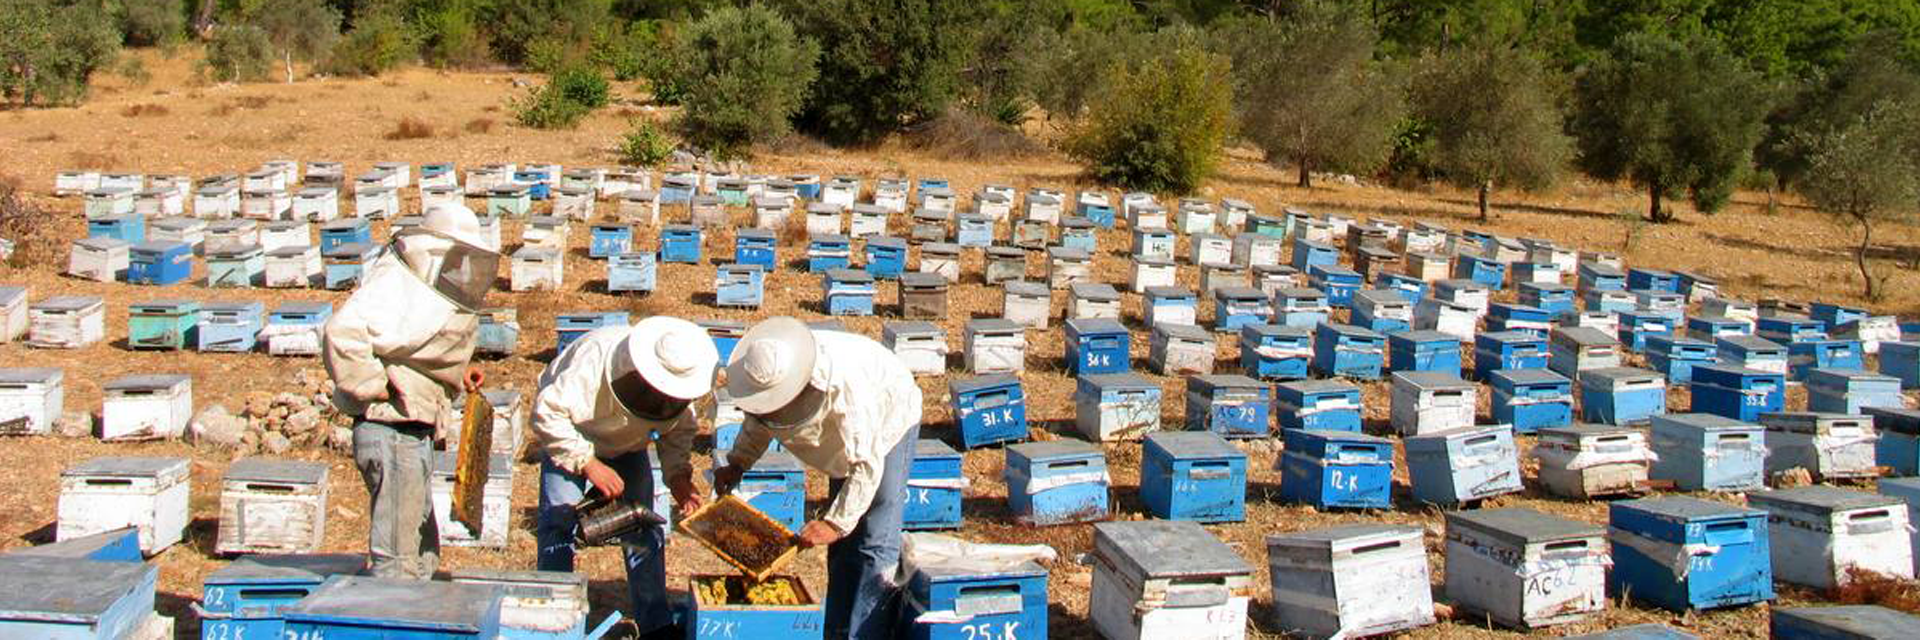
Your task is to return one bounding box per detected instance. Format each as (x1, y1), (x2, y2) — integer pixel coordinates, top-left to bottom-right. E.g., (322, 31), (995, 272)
(28, 296), (106, 349)
(217, 459), (330, 555)
(1762, 412), (1878, 482)
(1074, 373), (1162, 441)
(1406, 425), (1524, 506)
(265, 302), (331, 356)
(1749, 486), (1914, 589)
(1608, 497), (1773, 613)
(950, 375), (1027, 449)
(1266, 524), (1436, 640)
(199, 554), (367, 640)
(1140, 431), (1246, 522)
(1444, 508), (1608, 628)
(1533, 424), (1655, 499)
(1150, 322), (1215, 376)
(510, 246), (563, 292)
(264, 244), (321, 288)
(1389, 371), (1476, 436)
(430, 452), (513, 548)
(965, 318), (1026, 375)
(903, 439), (966, 531)
(206, 242), (265, 288)
(69, 236), (130, 283)
(59, 456), (190, 554)
(884, 321), (948, 377)
(0, 368), (63, 436)
(1278, 429), (1393, 509)
(0, 556), (159, 639)
(282, 576), (502, 639)
(1001, 281), (1049, 330)
(1090, 521), (1253, 640)
(320, 242), (377, 290)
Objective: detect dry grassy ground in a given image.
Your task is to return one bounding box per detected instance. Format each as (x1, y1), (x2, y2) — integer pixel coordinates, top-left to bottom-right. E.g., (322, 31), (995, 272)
(2, 50), (1918, 639)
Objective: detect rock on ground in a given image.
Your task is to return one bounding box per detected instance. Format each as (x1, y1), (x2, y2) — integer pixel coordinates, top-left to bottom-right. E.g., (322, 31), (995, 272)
(54, 411), (91, 438)
(190, 404), (246, 447)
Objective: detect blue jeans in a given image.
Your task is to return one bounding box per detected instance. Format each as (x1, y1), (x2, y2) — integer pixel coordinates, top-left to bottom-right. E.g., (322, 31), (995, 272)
(352, 420), (439, 579)
(537, 451), (671, 633)
(824, 424), (919, 640)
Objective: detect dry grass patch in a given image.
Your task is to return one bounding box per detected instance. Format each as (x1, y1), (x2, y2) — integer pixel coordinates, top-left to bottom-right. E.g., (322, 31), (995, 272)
(25, 132), (59, 143)
(903, 109), (1045, 161)
(66, 150), (117, 170)
(385, 116), (435, 140)
(119, 103), (169, 117)
(464, 117), (496, 134)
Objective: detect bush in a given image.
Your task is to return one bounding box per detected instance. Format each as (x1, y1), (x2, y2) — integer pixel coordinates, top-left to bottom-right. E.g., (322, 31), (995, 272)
(905, 108), (1042, 160)
(385, 116), (435, 139)
(0, 0), (121, 106)
(1065, 35), (1234, 194)
(484, 0), (611, 66)
(592, 20), (660, 81)
(414, 2), (492, 69)
(551, 65), (610, 109)
(200, 25), (274, 83)
(618, 119), (675, 166)
(122, 0), (185, 47)
(321, 11), (415, 77)
(665, 5), (817, 159)
(776, 0), (970, 145)
(513, 85), (590, 129)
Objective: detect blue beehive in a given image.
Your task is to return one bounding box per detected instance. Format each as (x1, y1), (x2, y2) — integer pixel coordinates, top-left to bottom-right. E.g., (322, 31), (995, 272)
(1079, 201), (1114, 228)
(1491, 369), (1573, 433)
(1619, 311), (1677, 353)
(1272, 287), (1330, 329)
(1278, 429), (1393, 510)
(1583, 288), (1636, 314)
(1389, 330), (1463, 376)
(1276, 380), (1363, 433)
(1144, 287), (1197, 328)
(1811, 302), (1869, 335)
(1650, 414), (1767, 492)
(734, 228), (776, 270)
(1511, 261), (1560, 285)
(659, 224), (701, 264)
(1240, 324), (1313, 380)
(1757, 314), (1827, 344)
(1351, 290), (1412, 334)
(1211, 287), (1270, 333)
(318, 218), (370, 254)
(1473, 330), (1548, 378)
(588, 223), (632, 259)
(1577, 262), (1626, 292)
(865, 236), (907, 279)
(1313, 323), (1385, 379)
(201, 554), (367, 640)
(321, 242), (377, 290)
(1518, 282), (1576, 316)
(513, 170), (550, 199)
(714, 264), (765, 308)
(555, 311), (629, 355)
(1867, 407), (1920, 476)
(127, 241), (192, 286)
(659, 176), (695, 204)
(1880, 341), (1920, 389)
(206, 242), (265, 288)
(903, 440), (963, 530)
(904, 558), (1048, 640)
(1771, 605), (1920, 640)
(1634, 290), (1687, 317)
(1789, 339), (1864, 381)
(1686, 315), (1750, 341)
(731, 450), (807, 533)
(1005, 440), (1108, 526)
(88, 215), (145, 245)
(0, 555), (158, 639)
(9, 528), (143, 563)
(282, 575), (501, 640)
(1132, 227), (1175, 261)
(699, 319), (746, 364)
(1377, 272), (1428, 303)
(1185, 374), (1271, 439)
(128, 299), (199, 350)
(807, 234), (850, 273)
(1580, 367), (1668, 425)
(1308, 264), (1363, 308)
(1141, 431), (1247, 522)
(1645, 334), (1718, 384)
(197, 301), (264, 353)
(1689, 364), (1784, 423)
(819, 268), (874, 316)
(1291, 238), (1338, 271)
(607, 251), (657, 294)
(1406, 424), (1524, 506)
(1059, 217), (1097, 251)
(1715, 335), (1786, 376)
(1627, 268), (1679, 292)
(949, 375), (1026, 449)
(1064, 318), (1129, 376)
(955, 213), (993, 248)
(1807, 368), (1903, 415)
(1488, 303), (1554, 338)
(1454, 254), (1507, 289)
(1609, 497), (1772, 612)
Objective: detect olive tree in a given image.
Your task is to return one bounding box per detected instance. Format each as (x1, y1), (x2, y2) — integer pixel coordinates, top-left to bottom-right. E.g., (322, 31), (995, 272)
(1411, 43), (1571, 220)
(1798, 102), (1920, 302)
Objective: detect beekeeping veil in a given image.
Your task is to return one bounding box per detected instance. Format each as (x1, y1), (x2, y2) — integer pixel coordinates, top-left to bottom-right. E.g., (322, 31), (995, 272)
(393, 202), (499, 311)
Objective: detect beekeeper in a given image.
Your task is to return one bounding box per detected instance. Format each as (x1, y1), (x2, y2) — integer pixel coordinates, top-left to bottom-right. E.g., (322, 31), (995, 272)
(322, 202), (499, 579)
(712, 316), (922, 640)
(532, 316), (717, 637)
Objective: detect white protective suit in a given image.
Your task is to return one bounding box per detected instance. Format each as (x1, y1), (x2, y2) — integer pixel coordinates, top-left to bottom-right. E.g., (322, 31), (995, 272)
(531, 326), (702, 479)
(322, 231), (481, 434)
(727, 330), (922, 533)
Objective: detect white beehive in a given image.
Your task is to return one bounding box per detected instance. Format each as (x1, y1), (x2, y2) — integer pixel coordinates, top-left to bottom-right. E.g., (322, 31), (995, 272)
(1444, 508), (1608, 628)
(753, 196), (794, 229)
(852, 204), (887, 237)
(431, 452), (512, 548)
(965, 319), (1027, 375)
(292, 187), (338, 222)
(554, 187), (596, 220)
(259, 221), (309, 253)
(356, 186), (400, 219)
(605, 168), (649, 198)
(1130, 257), (1177, 294)
(1389, 372), (1477, 436)
(619, 189), (662, 226)
(69, 237), (130, 283)
(135, 187), (184, 217)
(84, 186), (136, 218)
(264, 245), (322, 288)
(55, 170), (100, 196)
(149, 217), (206, 251)
(0, 368), (63, 436)
(1068, 283), (1122, 320)
(0, 286), (26, 343)
(28, 296), (105, 349)
(216, 459), (330, 555)
(1003, 281), (1050, 330)
(1750, 486), (1914, 589)
(466, 165), (510, 195)
(1232, 234), (1283, 269)
(522, 216), (570, 251)
(511, 246), (564, 292)
(1191, 234), (1233, 266)
(100, 374), (192, 441)
(421, 184), (462, 210)
(241, 189), (291, 221)
(195, 184), (241, 219)
(884, 322), (949, 377)
(1092, 521), (1253, 640)
(1763, 413), (1879, 482)
(58, 456), (190, 554)
(1266, 525), (1436, 639)
(1415, 297), (1477, 342)
(374, 162), (413, 187)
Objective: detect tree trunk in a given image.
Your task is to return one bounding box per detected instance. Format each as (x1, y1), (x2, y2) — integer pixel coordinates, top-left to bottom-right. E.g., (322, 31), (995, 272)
(1647, 183), (1667, 223)
(1477, 180), (1491, 221)
(284, 50), (294, 84)
(1858, 216), (1878, 301)
(193, 0), (216, 39)
(1296, 161), (1311, 189)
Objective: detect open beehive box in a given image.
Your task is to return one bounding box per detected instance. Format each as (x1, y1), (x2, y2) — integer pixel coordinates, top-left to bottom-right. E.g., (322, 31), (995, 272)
(679, 495), (799, 582)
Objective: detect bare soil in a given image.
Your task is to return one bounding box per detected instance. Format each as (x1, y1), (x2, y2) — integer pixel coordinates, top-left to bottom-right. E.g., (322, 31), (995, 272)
(1, 49), (1915, 638)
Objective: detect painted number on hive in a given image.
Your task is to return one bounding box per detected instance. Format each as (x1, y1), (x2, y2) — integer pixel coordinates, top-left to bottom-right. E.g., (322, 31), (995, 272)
(204, 623), (242, 640)
(700, 619), (740, 637)
(1329, 469), (1359, 491)
(961, 621), (1020, 640)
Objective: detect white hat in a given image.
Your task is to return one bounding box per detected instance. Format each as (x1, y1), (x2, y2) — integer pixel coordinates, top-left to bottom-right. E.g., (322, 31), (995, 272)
(726, 317), (818, 414)
(422, 202), (492, 251)
(609, 316), (718, 400)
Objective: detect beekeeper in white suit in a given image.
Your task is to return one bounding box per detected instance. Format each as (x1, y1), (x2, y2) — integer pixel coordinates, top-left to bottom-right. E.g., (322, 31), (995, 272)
(531, 316), (717, 639)
(323, 201), (499, 579)
(712, 316), (922, 640)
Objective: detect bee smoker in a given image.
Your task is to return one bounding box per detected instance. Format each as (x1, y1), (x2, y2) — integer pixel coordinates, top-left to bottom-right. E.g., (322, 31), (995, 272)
(573, 495), (668, 547)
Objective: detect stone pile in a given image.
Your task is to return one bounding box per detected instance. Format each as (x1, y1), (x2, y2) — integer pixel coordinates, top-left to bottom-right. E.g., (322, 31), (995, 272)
(188, 369), (353, 454)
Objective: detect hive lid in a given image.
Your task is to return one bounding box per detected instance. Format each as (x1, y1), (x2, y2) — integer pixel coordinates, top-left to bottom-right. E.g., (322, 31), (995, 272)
(1711, 335), (1782, 353)
(1651, 413), (1756, 433)
(431, 451), (511, 477)
(285, 576), (500, 631)
(448, 568), (587, 590)
(0, 286), (23, 305)
(1265, 523), (1422, 551)
(273, 301), (333, 315)
(131, 241), (188, 254)
(0, 367), (62, 385)
(266, 244), (316, 258)
(751, 450), (805, 473)
(986, 245), (1026, 259)
(1749, 485), (1902, 514)
(966, 318), (1022, 333)
(103, 374), (190, 391)
(825, 268), (873, 282)
(63, 456), (189, 478)
(949, 374), (1020, 395)
(209, 553), (368, 584)
(884, 321), (942, 339)
(35, 295), (104, 312)
(74, 236), (130, 251)
(130, 299), (199, 313)
(1579, 367), (1663, 385)
(809, 233), (850, 244)
(1391, 371), (1473, 390)
(1213, 286), (1265, 301)
(1046, 246), (1091, 260)
(1537, 423), (1641, 440)
(1445, 508), (1603, 545)
(1065, 317), (1126, 335)
(1145, 286), (1195, 299)
(1069, 283), (1119, 301)
(1614, 496), (1759, 521)
(224, 458), (329, 484)
(0, 556), (156, 623)
(1078, 372), (1156, 391)
(323, 242), (378, 258)
(1153, 322), (1211, 341)
(914, 438), (960, 459)
(1773, 605), (1920, 636)
(1003, 281), (1048, 296)
(1278, 379), (1359, 395)
(1144, 430), (1243, 459)
(1093, 520), (1250, 579)
(898, 272), (945, 288)
(1489, 368), (1570, 387)
(1007, 439), (1100, 462)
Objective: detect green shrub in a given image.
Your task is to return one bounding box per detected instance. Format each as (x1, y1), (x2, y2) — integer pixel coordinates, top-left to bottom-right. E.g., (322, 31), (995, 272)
(551, 65), (610, 109)
(321, 11), (415, 77)
(0, 0), (121, 106)
(666, 5), (817, 159)
(122, 0), (185, 47)
(592, 21), (660, 81)
(618, 119), (675, 166)
(200, 24), (274, 83)
(415, 3), (492, 69)
(1065, 35), (1234, 194)
(513, 84), (591, 129)
(775, 0), (970, 145)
